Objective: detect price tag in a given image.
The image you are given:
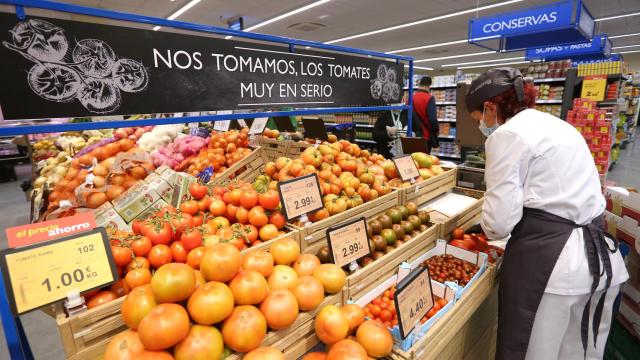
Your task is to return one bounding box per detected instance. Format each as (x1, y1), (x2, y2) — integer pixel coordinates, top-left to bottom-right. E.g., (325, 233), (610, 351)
(581, 75), (607, 101)
(237, 119), (247, 128)
(393, 155), (420, 182)
(277, 173), (323, 221)
(0, 228), (117, 314)
(213, 120), (231, 132)
(249, 117), (269, 135)
(394, 266), (434, 339)
(326, 217), (371, 268)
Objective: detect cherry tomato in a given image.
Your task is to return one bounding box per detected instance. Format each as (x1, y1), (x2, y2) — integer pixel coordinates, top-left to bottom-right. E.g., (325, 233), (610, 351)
(148, 245), (172, 269)
(111, 246), (132, 267)
(170, 241), (188, 263)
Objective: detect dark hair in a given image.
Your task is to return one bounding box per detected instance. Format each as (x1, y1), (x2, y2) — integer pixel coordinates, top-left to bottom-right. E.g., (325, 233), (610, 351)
(419, 76), (432, 87)
(475, 82), (537, 121)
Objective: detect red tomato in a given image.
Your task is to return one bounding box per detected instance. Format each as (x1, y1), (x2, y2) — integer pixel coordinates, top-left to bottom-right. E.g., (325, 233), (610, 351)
(126, 256), (150, 272)
(171, 213), (194, 237)
(142, 220), (173, 245)
(240, 190), (259, 209)
(131, 219), (143, 235)
(242, 225), (259, 243)
(248, 206), (268, 228)
(87, 290), (117, 309)
(197, 196), (213, 212)
(148, 245), (173, 268)
(268, 211), (286, 230)
(111, 246), (132, 267)
(258, 190), (280, 210)
(380, 310), (392, 322)
(180, 200), (199, 216)
(189, 183), (209, 200)
(192, 213), (204, 227)
(181, 228), (203, 252)
(131, 236), (152, 257)
(171, 241), (188, 263)
(186, 246), (204, 269)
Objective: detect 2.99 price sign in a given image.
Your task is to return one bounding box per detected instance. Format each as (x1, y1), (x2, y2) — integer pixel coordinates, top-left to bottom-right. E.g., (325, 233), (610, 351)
(326, 217), (371, 268)
(0, 228), (117, 314)
(277, 173), (324, 221)
(394, 266), (434, 339)
(393, 155), (420, 182)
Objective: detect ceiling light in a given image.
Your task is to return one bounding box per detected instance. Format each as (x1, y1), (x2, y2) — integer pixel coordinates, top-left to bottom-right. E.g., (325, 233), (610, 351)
(457, 60), (529, 70)
(225, 0), (331, 39)
(415, 51), (495, 63)
(404, 65), (434, 71)
(609, 32), (640, 39)
(613, 44), (640, 49)
(153, 0), (201, 31)
(324, 0), (523, 44)
(619, 49), (640, 54)
(442, 56), (524, 67)
(595, 12), (640, 22)
(386, 39), (468, 54)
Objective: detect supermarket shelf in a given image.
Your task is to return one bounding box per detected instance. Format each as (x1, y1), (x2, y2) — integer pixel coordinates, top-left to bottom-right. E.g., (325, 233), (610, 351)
(355, 123), (374, 128)
(536, 99), (562, 104)
(438, 119), (456, 123)
(439, 135), (456, 139)
(355, 139), (376, 144)
(432, 152), (461, 159)
(533, 77), (566, 83)
(597, 99), (620, 106)
(403, 87), (418, 90)
(436, 101), (456, 105)
(431, 84), (457, 89)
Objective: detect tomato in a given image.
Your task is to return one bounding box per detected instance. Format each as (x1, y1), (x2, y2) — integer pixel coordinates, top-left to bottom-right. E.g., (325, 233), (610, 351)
(327, 339), (367, 360)
(180, 200), (199, 216)
(171, 241), (188, 263)
(292, 254), (321, 276)
(452, 228), (465, 240)
(259, 224), (279, 241)
(151, 263), (196, 303)
(197, 196), (213, 212)
(192, 213), (204, 227)
(242, 251), (274, 277)
(174, 325), (224, 360)
(426, 307), (437, 319)
(229, 270), (269, 305)
(313, 264), (346, 294)
(148, 244), (173, 269)
(268, 211), (286, 230)
(380, 310), (392, 322)
(242, 225), (259, 244)
(368, 305), (381, 317)
(180, 228), (202, 252)
(138, 303), (190, 350)
(186, 246), (204, 269)
(137, 351), (174, 360)
(189, 182), (209, 200)
(341, 304), (365, 334)
(143, 220), (173, 245)
(259, 289), (299, 330)
(110, 279), (130, 297)
(209, 199), (226, 216)
(244, 347), (285, 360)
(104, 330), (144, 360)
(187, 281), (234, 325)
(87, 291), (117, 309)
(248, 206), (268, 227)
(235, 207), (249, 224)
(131, 236), (152, 257)
(315, 305), (349, 345)
(125, 268), (152, 289)
(240, 189), (259, 209)
(112, 246), (132, 267)
(268, 238), (299, 265)
(131, 220), (144, 235)
(292, 276), (324, 311)
(121, 284), (157, 330)
(221, 305), (267, 353)
(301, 352), (327, 360)
(267, 265), (298, 291)
(126, 256), (150, 272)
(227, 189), (242, 205)
(226, 204), (238, 222)
(199, 243), (242, 282)
(170, 214), (194, 238)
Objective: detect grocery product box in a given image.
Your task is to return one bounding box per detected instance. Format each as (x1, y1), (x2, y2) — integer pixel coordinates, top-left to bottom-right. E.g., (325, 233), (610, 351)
(112, 182), (161, 222)
(605, 187), (640, 223)
(145, 172), (174, 204)
(130, 199), (169, 224)
(618, 295), (640, 338)
(171, 172), (197, 207)
(603, 210), (640, 254)
(155, 165), (178, 184)
(95, 206), (130, 232)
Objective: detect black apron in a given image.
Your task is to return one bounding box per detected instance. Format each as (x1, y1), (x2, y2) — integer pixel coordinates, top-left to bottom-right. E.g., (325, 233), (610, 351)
(497, 207), (619, 360)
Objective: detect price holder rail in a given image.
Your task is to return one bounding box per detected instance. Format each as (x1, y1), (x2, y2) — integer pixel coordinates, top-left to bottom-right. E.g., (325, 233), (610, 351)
(0, 228), (117, 315)
(326, 217), (371, 268)
(393, 265), (434, 339)
(277, 173), (324, 221)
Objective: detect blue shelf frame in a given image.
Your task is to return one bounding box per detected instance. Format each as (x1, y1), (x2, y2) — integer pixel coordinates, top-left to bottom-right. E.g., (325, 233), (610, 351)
(0, 2), (415, 358)
(0, 0), (415, 137)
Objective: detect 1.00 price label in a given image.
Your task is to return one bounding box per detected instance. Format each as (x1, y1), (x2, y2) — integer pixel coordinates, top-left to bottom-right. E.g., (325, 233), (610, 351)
(394, 266), (434, 339)
(326, 217), (371, 268)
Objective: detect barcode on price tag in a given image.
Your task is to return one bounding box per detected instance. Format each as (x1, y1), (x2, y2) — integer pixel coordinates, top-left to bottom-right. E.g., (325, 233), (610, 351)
(249, 117), (269, 135)
(394, 266), (434, 339)
(326, 217), (371, 267)
(277, 174), (323, 221)
(393, 155), (420, 182)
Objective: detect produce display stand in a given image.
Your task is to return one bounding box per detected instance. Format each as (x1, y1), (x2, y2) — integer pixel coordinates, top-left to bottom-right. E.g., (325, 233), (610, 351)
(209, 146), (269, 186)
(255, 136), (289, 162)
(284, 140), (314, 158)
(393, 167), (457, 205)
(424, 187), (485, 239)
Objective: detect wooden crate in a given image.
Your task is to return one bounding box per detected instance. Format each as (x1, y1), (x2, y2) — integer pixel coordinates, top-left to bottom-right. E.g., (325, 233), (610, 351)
(55, 297), (126, 359)
(281, 332), (321, 360)
(296, 190), (401, 250)
(284, 140), (313, 158)
(210, 147), (268, 186)
(390, 269), (494, 360)
(257, 136), (289, 162)
(240, 226), (301, 256)
(428, 187), (484, 239)
(395, 167), (457, 206)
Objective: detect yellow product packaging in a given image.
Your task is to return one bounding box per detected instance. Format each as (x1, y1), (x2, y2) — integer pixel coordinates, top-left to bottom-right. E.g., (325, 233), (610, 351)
(112, 182), (161, 222)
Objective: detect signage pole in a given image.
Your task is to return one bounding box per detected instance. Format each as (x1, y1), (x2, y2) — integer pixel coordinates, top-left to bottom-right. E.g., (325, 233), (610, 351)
(0, 274), (31, 360)
(407, 60), (414, 137)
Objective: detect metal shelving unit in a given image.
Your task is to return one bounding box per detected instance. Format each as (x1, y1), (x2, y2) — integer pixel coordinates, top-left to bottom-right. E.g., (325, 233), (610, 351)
(533, 77), (566, 83)
(536, 99), (563, 104)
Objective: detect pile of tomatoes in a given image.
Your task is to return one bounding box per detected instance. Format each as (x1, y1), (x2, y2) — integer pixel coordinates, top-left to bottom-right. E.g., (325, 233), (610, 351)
(105, 237), (348, 359)
(364, 286), (398, 329)
(420, 297), (448, 324)
(448, 227), (504, 264)
(179, 129), (251, 176)
(422, 254), (479, 286)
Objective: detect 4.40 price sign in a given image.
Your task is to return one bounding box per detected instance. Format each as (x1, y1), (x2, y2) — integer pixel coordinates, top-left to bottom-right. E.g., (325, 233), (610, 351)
(0, 228), (117, 314)
(393, 266), (434, 339)
(326, 217), (371, 267)
(277, 173), (324, 221)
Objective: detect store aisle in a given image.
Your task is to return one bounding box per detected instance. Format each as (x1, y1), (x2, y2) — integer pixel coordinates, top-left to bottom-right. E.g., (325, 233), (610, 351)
(0, 164), (65, 360)
(607, 131), (640, 189)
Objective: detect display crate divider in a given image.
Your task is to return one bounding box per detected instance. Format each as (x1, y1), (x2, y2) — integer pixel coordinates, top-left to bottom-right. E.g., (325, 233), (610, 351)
(0, 1), (417, 359)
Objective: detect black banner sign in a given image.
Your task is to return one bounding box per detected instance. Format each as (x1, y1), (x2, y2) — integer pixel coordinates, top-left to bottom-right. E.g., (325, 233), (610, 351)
(0, 14), (404, 120)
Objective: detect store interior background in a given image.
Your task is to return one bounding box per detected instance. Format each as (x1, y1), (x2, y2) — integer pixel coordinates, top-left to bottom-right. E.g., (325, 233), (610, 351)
(0, 0), (639, 358)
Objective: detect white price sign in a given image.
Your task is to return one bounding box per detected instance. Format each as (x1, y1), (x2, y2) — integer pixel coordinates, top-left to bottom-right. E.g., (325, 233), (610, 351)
(249, 117), (269, 135)
(393, 155), (420, 182)
(326, 217), (371, 267)
(237, 119), (247, 128)
(214, 110), (233, 132)
(277, 174), (323, 220)
(394, 266), (434, 339)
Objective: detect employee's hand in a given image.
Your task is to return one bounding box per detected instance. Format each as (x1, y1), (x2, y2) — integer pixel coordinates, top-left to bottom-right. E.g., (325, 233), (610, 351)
(386, 126), (397, 137)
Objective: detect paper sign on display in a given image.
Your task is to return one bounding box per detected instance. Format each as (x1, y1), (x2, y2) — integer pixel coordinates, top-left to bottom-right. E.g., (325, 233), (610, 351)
(213, 111), (233, 132)
(394, 266), (434, 339)
(249, 117), (269, 134)
(581, 76), (607, 101)
(0, 228), (117, 314)
(393, 155), (420, 182)
(6, 213), (97, 248)
(277, 173), (323, 220)
(326, 217), (371, 267)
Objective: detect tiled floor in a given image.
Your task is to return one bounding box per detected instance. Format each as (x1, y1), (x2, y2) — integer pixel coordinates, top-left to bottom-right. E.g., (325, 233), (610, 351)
(606, 132), (640, 189)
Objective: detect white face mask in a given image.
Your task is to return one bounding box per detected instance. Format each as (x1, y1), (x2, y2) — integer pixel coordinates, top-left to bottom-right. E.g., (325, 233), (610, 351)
(479, 104), (499, 137)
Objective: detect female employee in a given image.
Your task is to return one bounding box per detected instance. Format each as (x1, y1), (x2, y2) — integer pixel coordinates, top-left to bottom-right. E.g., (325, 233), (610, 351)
(465, 68), (628, 360)
(373, 93), (423, 158)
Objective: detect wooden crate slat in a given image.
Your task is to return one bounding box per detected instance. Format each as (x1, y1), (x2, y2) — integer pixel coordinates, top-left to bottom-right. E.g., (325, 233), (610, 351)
(210, 147), (268, 186)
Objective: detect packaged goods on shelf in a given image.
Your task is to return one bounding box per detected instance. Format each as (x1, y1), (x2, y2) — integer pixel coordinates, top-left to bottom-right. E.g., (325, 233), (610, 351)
(434, 142), (460, 158)
(577, 61), (626, 76)
(566, 99), (613, 175)
(535, 84), (564, 100)
(436, 105), (456, 120)
(432, 89), (456, 103)
(432, 75), (456, 87)
(535, 104), (562, 117)
(523, 60), (571, 79)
